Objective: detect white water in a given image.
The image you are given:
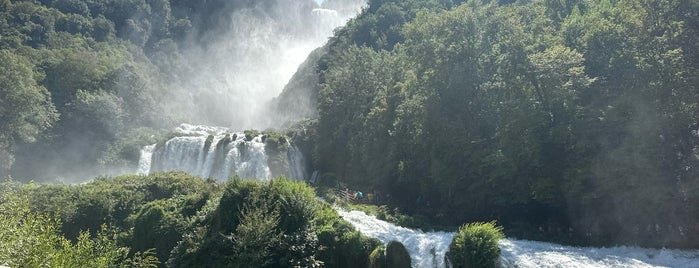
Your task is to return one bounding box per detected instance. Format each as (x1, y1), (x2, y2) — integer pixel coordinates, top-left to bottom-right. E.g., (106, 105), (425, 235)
(167, 1), (366, 129)
(137, 144), (155, 175)
(337, 209), (455, 267)
(500, 239), (699, 268)
(138, 124), (310, 181)
(337, 209), (699, 268)
(287, 144), (308, 181)
(141, 124), (272, 181)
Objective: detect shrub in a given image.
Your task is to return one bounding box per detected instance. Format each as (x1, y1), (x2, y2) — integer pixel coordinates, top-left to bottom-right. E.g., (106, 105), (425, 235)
(0, 182), (159, 267)
(131, 198), (191, 264)
(445, 221), (504, 268)
(169, 177), (377, 268)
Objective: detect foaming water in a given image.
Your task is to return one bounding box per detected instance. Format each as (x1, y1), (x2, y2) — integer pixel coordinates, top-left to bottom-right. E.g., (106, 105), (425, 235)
(337, 209), (456, 268)
(140, 124), (271, 180)
(287, 144), (308, 181)
(137, 144), (155, 175)
(138, 124), (309, 181)
(337, 209), (699, 268)
(500, 239), (699, 268)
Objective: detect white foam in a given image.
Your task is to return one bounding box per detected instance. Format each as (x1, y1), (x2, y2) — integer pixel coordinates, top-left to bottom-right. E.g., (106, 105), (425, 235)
(337, 209), (699, 268)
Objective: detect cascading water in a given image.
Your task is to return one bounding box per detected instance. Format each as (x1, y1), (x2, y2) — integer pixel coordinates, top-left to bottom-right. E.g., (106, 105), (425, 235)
(337, 209), (455, 268)
(138, 124), (310, 182)
(287, 144), (308, 181)
(135, 1), (366, 181)
(137, 144), (155, 175)
(337, 209), (699, 268)
(139, 124), (272, 181)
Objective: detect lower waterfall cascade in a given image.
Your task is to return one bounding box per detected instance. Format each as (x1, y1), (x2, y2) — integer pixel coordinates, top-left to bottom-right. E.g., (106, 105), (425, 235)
(337, 209), (699, 268)
(137, 124), (307, 181)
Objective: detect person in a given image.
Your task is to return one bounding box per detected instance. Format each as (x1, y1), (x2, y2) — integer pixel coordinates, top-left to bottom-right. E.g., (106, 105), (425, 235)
(357, 191), (363, 199)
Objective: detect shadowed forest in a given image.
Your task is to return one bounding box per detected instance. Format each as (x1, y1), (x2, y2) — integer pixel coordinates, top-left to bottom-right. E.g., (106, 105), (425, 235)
(283, 0), (699, 248)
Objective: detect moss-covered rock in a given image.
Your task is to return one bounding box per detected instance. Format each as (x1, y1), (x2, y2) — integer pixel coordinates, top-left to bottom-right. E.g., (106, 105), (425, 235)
(243, 130), (260, 141)
(262, 131), (291, 178)
(203, 134), (214, 151)
(386, 240), (411, 268)
(368, 245), (386, 268)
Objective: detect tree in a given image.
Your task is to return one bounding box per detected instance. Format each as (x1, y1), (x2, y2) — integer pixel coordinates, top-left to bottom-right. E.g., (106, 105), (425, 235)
(0, 182), (159, 267)
(0, 50), (57, 176)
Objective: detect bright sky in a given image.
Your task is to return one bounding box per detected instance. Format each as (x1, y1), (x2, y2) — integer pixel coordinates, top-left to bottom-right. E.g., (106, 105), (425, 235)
(315, 0), (324, 5)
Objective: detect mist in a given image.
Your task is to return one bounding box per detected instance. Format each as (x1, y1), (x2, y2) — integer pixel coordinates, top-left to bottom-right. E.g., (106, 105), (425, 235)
(160, 0), (365, 130)
(4, 0), (366, 183)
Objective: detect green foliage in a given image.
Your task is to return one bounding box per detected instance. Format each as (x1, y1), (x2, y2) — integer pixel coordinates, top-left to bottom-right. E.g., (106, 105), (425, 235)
(0, 181), (159, 267)
(244, 129), (260, 141)
(316, 225), (381, 268)
(7, 171), (382, 267)
(22, 171), (219, 242)
(306, 0), (699, 248)
(169, 177), (378, 268)
(227, 194), (284, 267)
(445, 221), (504, 268)
(0, 50), (57, 175)
(131, 197), (195, 265)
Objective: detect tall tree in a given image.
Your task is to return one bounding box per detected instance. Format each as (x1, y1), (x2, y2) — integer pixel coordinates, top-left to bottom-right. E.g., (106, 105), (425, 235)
(0, 50), (57, 177)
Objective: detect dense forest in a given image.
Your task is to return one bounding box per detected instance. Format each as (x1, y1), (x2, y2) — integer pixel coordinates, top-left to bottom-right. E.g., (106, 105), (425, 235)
(2, 0), (699, 264)
(278, 0), (699, 248)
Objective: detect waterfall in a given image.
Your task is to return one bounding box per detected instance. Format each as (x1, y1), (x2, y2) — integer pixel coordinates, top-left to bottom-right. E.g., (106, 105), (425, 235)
(337, 209), (699, 268)
(137, 144), (155, 175)
(287, 144), (308, 181)
(337, 209), (455, 268)
(139, 124), (275, 181)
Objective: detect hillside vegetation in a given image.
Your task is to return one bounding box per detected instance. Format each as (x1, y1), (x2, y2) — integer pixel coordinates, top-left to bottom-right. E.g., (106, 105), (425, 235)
(0, 172), (382, 267)
(279, 0), (699, 248)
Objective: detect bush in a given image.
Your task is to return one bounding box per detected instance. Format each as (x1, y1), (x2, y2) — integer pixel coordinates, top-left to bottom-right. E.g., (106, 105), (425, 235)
(131, 198), (192, 264)
(169, 177), (378, 268)
(386, 240), (411, 268)
(0, 182), (159, 267)
(445, 221), (504, 268)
